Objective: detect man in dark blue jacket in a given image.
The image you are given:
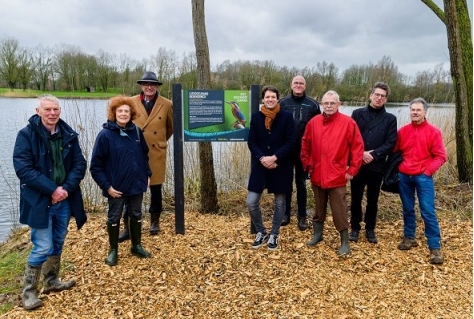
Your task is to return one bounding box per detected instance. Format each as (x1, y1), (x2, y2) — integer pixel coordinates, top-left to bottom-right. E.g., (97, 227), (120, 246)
(349, 82), (397, 244)
(279, 75), (321, 231)
(13, 95), (87, 310)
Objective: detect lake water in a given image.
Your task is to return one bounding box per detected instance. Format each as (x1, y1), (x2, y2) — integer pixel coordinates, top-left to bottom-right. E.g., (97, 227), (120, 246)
(0, 97), (454, 243)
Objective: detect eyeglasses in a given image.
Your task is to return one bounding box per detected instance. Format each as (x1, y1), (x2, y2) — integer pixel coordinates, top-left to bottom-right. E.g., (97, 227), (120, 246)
(372, 93), (387, 99)
(141, 83), (157, 87)
(321, 102), (338, 107)
(293, 82), (305, 86)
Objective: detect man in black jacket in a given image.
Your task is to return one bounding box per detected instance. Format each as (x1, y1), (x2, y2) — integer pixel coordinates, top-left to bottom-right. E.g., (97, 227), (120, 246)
(280, 75), (321, 231)
(349, 82), (397, 243)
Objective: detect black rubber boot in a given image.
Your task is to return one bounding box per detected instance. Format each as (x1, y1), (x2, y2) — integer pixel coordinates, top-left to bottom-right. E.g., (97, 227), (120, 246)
(149, 213), (160, 235)
(298, 217), (308, 231)
(105, 222), (120, 266)
(306, 222), (324, 246)
(130, 218), (151, 258)
(42, 255), (75, 294)
(22, 264), (43, 310)
(118, 218), (130, 243)
(338, 229), (350, 256)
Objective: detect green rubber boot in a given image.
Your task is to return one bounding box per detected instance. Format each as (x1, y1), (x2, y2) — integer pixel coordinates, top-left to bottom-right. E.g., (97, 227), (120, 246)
(306, 222), (324, 246)
(105, 222), (120, 266)
(338, 229), (350, 256)
(130, 218), (151, 258)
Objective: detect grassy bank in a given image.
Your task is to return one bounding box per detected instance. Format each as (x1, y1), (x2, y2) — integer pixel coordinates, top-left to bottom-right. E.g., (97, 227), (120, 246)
(0, 88), (121, 99)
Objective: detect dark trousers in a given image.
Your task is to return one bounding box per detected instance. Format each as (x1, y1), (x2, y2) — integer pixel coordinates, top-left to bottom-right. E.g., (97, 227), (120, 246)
(285, 156), (307, 218)
(148, 184), (163, 216)
(350, 168), (383, 231)
(122, 184), (163, 220)
(109, 194), (143, 223)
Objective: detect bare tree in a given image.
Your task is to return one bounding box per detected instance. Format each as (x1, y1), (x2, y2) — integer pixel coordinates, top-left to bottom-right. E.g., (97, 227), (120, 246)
(421, 0), (472, 183)
(17, 47), (34, 90)
(151, 47), (179, 97)
(177, 52), (197, 90)
(316, 61), (339, 92)
(191, 0), (219, 213)
(239, 61), (260, 89)
(0, 37), (20, 89)
(55, 44), (80, 91)
(96, 49), (116, 92)
(32, 45), (54, 90)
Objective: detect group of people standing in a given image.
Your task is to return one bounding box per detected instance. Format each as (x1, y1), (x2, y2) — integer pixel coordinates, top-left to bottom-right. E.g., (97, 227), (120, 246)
(12, 71), (446, 312)
(13, 71), (173, 310)
(246, 77), (446, 265)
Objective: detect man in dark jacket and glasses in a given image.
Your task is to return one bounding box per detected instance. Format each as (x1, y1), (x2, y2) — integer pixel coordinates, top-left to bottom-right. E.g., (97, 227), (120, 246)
(349, 82), (397, 244)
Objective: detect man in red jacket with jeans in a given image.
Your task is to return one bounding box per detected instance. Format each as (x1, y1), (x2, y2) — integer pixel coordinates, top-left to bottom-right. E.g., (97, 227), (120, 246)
(395, 97), (447, 264)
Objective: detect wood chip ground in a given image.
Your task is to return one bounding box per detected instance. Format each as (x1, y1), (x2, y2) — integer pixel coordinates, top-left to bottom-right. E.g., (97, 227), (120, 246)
(3, 209), (472, 319)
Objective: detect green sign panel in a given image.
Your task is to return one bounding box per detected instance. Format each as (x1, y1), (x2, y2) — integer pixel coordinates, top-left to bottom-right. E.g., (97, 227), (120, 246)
(183, 90), (250, 142)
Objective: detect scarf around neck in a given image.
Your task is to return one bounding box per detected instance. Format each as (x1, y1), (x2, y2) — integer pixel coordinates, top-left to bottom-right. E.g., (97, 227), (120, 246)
(140, 92), (158, 115)
(261, 103), (280, 130)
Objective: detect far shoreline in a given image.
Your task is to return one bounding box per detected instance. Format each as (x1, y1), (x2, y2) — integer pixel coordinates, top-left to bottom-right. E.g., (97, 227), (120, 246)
(0, 93), (456, 108)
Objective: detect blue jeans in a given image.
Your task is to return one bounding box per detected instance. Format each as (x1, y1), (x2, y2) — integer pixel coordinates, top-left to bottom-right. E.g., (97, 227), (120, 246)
(247, 191), (285, 236)
(398, 173), (441, 250)
(28, 200), (71, 266)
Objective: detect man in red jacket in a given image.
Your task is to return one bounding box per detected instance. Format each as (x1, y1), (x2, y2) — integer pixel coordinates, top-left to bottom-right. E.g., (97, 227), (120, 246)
(301, 90), (364, 256)
(394, 97), (447, 264)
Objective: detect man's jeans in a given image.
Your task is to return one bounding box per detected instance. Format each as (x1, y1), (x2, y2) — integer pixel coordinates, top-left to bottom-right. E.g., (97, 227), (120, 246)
(398, 173), (441, 250)
(28, 200), (71, 266)
(247, 191), (285, 236)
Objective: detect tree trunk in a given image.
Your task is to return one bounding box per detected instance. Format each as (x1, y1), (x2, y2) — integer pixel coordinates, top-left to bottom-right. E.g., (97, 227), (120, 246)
(191, 0), (219, 213)
(443, 0), (472, 182)
(423, 0), (473, 183)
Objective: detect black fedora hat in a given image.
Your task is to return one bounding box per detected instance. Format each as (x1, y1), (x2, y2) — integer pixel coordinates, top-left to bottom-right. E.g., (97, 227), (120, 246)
(137, 71), (163, 86)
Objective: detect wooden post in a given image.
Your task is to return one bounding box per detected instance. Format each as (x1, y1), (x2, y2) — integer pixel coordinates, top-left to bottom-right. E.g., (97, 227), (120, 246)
(249, 84), (260, 234)
(172, 83), (185, 234)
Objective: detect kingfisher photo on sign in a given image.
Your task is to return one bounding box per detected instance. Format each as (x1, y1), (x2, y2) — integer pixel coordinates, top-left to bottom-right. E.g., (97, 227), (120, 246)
(183, 90), (250, 142)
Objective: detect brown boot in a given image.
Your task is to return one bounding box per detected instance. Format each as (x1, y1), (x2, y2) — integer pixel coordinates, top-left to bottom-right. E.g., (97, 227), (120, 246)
(429, 249), (444, 265)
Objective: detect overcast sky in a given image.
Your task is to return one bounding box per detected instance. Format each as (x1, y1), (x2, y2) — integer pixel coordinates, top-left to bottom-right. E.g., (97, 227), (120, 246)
(1, 0), (472, 78)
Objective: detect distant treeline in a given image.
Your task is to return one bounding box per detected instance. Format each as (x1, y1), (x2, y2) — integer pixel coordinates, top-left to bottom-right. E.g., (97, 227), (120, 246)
(0, 37), (454, 103)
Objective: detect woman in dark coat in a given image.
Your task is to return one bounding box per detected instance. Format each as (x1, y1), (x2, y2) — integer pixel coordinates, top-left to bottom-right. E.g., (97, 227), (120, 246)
(90, 96), (152, 266)
(247, 85), (296, 251)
